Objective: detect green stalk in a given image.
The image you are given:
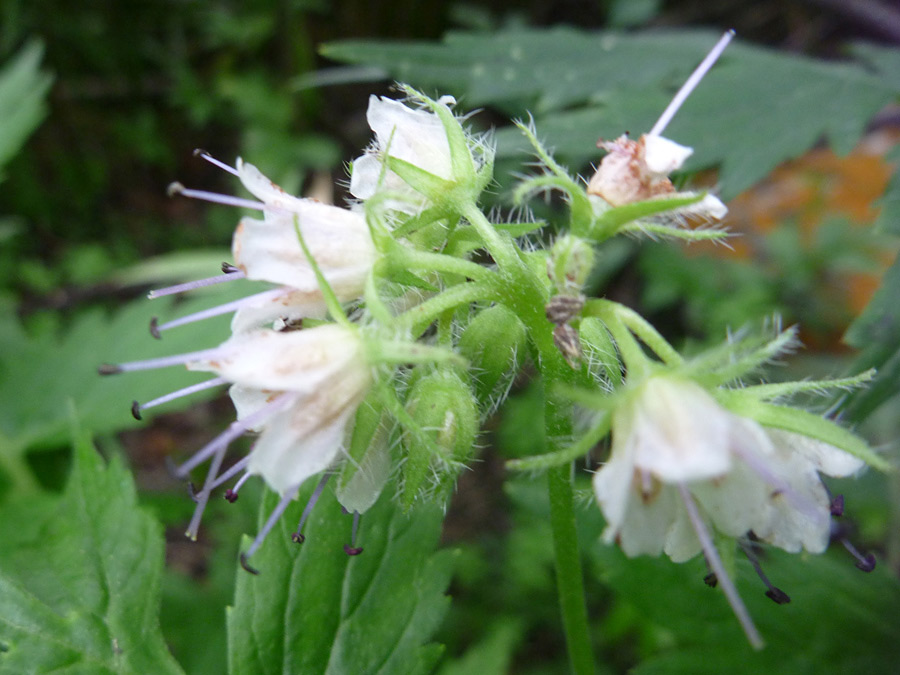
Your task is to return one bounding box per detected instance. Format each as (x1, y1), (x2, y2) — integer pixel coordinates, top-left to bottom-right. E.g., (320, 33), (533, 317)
(459, 196), (596, 671)
(548, 464), (595, 675)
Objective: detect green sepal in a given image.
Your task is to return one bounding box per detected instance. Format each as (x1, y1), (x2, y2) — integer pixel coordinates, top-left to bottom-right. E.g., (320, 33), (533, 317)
(579, 316), (623, 388)
(582, 192), (705, 241)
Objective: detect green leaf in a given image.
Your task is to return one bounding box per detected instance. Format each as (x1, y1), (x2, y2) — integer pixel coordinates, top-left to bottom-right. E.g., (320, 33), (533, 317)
(0, 40), (53, 177)
(323, 28), (895, 199)
(0, 275), (248, 456)
(842, 252), (900, 421)
(227, 482), (454, 675)
(0, 424), (184, 674)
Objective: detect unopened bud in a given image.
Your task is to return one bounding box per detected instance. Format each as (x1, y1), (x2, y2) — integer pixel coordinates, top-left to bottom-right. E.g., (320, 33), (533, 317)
(548, 235), (595, 293)
(458, 304), (527, 402)
(401, 369), (479, 508)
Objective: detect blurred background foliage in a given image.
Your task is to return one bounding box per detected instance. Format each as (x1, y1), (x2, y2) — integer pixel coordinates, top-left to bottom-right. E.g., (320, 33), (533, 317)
(1, 0), (900, 673)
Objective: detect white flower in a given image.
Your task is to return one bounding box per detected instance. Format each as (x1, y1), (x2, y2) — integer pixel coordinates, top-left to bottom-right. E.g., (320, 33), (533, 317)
(230, 160), (377, 331)
(187, 324), (372, 496)
(586, 134), (727, 221)
(594, 376), (863, 560)
(349, 95), (454, 210)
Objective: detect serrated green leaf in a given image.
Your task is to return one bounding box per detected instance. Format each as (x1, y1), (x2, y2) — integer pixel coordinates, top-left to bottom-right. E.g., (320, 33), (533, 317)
(0, 425), (184, 674)
(0, 40), (53, 176)
(324, 28), (895, 199)
(0, 275), (253, 456)
(227, 482), (454, 675)
(842, 252), (900, 421)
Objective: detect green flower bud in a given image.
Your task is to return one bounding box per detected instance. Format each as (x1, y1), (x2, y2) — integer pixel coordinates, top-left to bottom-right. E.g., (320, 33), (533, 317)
(579, 316), (623, 387)
(548, 234), (595, 294)
(458, 304), (527, 403)
(401, 369), (479, 508)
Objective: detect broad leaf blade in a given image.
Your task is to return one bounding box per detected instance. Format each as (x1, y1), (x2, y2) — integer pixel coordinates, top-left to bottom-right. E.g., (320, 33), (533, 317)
(0, 40), (53, 176)
(324, 28), (895, 199)
(228, 484), (453, 675)
(0, 426), (184, 674)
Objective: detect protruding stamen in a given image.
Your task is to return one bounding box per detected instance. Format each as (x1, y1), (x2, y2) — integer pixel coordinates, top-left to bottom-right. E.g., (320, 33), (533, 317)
(168, 183), (265, 211)
(292, 474), (330, 544)
(841, 539), (877, 572)
(678, 483), (764, 650)
(193, 148), (240, 176)
(133, 377), (228, 420)
(239, 553), (259, 575)
(174, 394), (292, 479)
(100, 345), (226, 375)
(241, 486), (300, 573)
(185, 439), (229, 540)
(210, 457), (251, 492)
(223, 470), (251, 503)
(344, 510), (363, 556)
(648, 30), (735, 137)
(151, 288), (290, 335)
(147, 268), (246, 300)
(739, 540), (791, 605)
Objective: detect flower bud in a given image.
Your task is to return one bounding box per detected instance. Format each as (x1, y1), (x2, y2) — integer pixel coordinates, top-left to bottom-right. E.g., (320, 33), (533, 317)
(401, 369), (479, 508)
(548, 234), (595, 294)
(457, 304), (527, 402)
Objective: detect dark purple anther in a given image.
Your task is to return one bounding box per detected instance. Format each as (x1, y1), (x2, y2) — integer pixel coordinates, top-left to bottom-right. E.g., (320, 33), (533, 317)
(131, 400), (143, 421)
(149, 317), (161, 339)
(224, 489), (239, 503)
(830, 494), (845, 517)
(703, 572), (718, 588)
(343, 545), (364, 556)
(239, 553), (260, 575)
(764, 588), (791, 605)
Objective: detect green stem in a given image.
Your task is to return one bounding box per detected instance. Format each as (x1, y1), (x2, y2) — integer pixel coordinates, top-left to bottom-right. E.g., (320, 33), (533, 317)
(396, 280), (500, 336)
(548, 464), (595, 675)
(459, 201), (522, 274)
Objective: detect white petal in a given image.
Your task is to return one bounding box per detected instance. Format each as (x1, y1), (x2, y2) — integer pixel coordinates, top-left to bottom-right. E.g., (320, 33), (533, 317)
(228, 384), (283, 431)
(642, 135), (693, 176)
(187, 325), (370, 394)
(249, 400), (356, 496)
(617, 482), (679, 558)
(236, 159), (308, 210)
(593, 449), (637, 542)
(366, 96), (452, 180)
(768, 429), (865, 478)
(348, 152), (384, 200)
(663, 498), (702, 562)
(628, 377), (732, 482)
(232, 207), (374, 294)
(691, 456), (769, 538)
(229, 287), (328, 334)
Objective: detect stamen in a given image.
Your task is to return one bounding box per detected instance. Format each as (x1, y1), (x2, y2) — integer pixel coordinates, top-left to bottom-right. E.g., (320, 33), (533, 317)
(292, 474), (331, 544)
(648, 30), (735, 137)
(224, 471), (252, 503)
(98, 345), (227, 375)
(185, 440), (229, 540)
(151, 288), (290, 335)
(132, 376), (228, 420)
(241, 486), (300, 574)
(678, 483), (764, 649)
(344, 511), (363, 556)
(739, 540), (791, 605)
(830, 494), (845, 517)
(211, 457), (251, 492)
(173, 393), (292, 478)
(193, 148), (239, 176)
(167, 182), (265, 211)
(147, 268), (246, 300)
(841, 539), (876, 572)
